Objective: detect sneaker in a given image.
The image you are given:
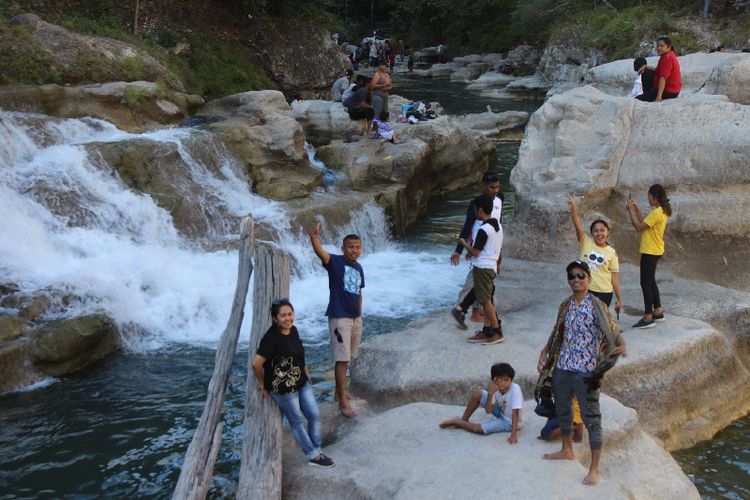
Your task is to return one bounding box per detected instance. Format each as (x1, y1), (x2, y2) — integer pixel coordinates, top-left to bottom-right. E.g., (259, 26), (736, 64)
(633, 318), (655, 329)
(466, 330), (486, 343)
(451, 308), (468, 330)
(480, 333), (505, 345)
(653, 313), (666, 323)
(309, 454), (335, 468)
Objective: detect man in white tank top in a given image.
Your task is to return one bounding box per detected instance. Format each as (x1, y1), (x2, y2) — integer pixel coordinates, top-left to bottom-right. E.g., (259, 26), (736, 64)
(450, 173), (502, 330)
(457, 194), (504, 344)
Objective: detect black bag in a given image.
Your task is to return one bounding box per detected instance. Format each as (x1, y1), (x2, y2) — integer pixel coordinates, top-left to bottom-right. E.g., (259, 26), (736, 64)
(534, 385), (556, 418)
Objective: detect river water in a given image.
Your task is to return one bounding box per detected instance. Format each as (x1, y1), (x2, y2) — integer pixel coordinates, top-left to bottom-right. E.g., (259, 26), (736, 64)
(0, 75), (746, 498)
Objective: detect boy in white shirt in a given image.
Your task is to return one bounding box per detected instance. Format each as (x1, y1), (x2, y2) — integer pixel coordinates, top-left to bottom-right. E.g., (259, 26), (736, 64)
(439, 362), (523, 444)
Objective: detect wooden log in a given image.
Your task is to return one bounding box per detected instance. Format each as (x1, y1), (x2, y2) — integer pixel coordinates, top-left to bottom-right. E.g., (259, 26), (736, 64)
(172, 217), (255, 500)
(237, 242), (290, 500)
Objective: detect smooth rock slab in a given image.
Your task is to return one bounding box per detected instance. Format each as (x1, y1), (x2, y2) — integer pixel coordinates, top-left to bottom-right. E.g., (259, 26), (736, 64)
(281, 400), (698, 499)
(350, 258), (750, 451)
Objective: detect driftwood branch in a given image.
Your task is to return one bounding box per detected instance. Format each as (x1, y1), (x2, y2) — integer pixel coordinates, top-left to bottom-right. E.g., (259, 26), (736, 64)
(172, 217), (255, 500)
(237, 242), (291, 500)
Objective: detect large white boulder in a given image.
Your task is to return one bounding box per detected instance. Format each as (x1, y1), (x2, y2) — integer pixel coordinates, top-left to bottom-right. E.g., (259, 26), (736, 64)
(586, 52), (750, 104)
(507, 85), (750, 286)
(349, 258), (750, 451)
(282, 399), (698, 499)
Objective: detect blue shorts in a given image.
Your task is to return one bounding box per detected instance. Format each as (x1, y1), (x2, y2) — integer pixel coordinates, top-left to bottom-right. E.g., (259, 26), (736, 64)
(478, 389), (513, 434)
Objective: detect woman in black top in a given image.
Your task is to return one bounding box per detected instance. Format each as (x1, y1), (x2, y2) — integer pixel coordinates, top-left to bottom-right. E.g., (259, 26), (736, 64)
(252, 299), (334, 468)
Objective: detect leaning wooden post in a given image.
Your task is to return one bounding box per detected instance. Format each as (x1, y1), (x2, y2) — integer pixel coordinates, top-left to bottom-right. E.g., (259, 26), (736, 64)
(237, 242), (290, 500)
(172, 217), (255, 500)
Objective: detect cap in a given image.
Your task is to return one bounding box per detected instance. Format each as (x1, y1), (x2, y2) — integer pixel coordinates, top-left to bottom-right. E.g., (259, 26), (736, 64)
(565, 260), (591, 276)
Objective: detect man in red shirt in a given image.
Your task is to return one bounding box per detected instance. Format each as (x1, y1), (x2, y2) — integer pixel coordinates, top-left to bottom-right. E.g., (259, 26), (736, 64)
(636, 35), (681, 102)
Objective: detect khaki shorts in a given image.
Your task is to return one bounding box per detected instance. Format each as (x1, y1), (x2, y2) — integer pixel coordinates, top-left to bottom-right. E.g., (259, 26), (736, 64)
(328, 317), (363, 362)
(472, 267), (497, 304)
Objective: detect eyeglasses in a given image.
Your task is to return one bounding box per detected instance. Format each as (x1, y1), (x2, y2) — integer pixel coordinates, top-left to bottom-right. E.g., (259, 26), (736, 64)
(567, 272), (588, 281)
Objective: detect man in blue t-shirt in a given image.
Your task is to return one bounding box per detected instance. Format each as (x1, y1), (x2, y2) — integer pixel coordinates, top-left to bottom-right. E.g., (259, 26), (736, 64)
(309, 223), (365, 418)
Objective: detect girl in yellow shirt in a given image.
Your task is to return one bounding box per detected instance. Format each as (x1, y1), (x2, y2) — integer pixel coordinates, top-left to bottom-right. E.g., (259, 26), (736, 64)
(626, 184), (671, 329)
(568, 195), (623, 316)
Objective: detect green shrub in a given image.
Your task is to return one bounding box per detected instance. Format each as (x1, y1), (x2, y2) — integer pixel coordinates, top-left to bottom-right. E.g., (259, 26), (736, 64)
(180, 34), (275, 100)
(118, 55), (143, 81)
(0, 26), (60, 84)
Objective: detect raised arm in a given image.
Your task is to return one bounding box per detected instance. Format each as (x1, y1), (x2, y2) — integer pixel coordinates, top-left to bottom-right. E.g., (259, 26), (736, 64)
(568, 194), (586, 243)
(308, 223), (331, 265)
(626, 197), (649, 233)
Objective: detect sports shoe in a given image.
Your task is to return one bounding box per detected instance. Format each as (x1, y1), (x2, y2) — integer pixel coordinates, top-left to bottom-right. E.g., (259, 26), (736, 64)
(480, 333), (505, 345)
(466, 330), (486, 343)
(653, 313), (666, 323)
(309, 454), (335, 468)
(633, 318), (655, 329)
(451, 308), (468, 330)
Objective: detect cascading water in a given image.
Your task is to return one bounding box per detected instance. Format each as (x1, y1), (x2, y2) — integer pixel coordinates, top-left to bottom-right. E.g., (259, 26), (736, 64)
(0, 79), (534, 499)
(0, 110), (466, 350)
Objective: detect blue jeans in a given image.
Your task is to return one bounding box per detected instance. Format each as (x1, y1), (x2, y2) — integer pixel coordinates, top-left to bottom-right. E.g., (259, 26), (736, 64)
(270, 382), (322, 459)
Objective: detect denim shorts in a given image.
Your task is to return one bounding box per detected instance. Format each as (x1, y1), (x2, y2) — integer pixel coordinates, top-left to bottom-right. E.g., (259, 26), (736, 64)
(478, 389), (513, 434)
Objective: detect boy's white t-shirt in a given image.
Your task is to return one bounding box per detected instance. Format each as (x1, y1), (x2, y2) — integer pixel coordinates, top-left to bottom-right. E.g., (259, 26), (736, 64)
(493, 382), (524, 423)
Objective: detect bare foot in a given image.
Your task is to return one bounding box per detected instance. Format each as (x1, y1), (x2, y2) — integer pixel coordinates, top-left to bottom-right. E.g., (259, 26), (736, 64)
(543, 449), (575, 460)
(339, 404), (357, 418)
(583, 469), (600, 486)
(439, 417), (460, 429)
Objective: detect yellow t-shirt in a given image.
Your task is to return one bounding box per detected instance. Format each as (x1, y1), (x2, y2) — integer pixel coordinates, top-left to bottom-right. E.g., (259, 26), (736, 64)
(640, 207), (668, 255)
(578, 236), (619, 293)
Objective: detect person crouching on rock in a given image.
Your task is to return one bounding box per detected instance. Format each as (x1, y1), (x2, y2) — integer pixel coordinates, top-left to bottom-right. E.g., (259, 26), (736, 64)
(537, 260), (626, 486)
(251, 299), (334, 468)
(439, 362), (522, 444)
(344, 74), (375, 135)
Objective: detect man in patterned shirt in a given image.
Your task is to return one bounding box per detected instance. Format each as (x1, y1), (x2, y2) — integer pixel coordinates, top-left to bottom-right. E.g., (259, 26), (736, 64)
(536, 260), (626, 486)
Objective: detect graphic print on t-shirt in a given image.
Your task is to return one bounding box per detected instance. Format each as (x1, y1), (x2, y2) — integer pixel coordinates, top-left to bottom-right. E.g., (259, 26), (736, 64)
(585, 249), (606, 272)
(343, 265), (362, 294)
(271, 356), (303, 393)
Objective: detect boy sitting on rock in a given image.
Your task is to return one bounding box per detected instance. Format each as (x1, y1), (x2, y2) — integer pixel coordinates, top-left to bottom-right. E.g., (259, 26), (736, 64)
(439, 362), (522, 444)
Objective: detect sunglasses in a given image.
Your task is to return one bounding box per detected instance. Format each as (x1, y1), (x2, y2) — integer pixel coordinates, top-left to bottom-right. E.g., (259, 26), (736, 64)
(567, 272), (588, 281)
(482, 174), (501, 183)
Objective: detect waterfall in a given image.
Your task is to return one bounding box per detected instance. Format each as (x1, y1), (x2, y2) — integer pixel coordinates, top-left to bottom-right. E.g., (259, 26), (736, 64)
(0, 110), (409, 348)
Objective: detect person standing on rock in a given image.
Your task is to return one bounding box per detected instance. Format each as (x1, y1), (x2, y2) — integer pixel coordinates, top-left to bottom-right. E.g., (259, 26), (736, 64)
(627, 184), (671, 329)
(537, 260), (626, 486)
(372, 59), (393, 121)
(309, 224), (365, 418)
(456, 194), (504, 345)
(449, 173), (502, 336)
(636, 36), (681, 102)
(252, 299), (334, 468)
(567, 194), (623, 314)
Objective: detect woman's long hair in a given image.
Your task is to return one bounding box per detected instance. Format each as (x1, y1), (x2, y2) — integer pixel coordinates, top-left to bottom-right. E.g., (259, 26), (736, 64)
(649, 184), (672, 216)
(658, 35), (674, 52)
